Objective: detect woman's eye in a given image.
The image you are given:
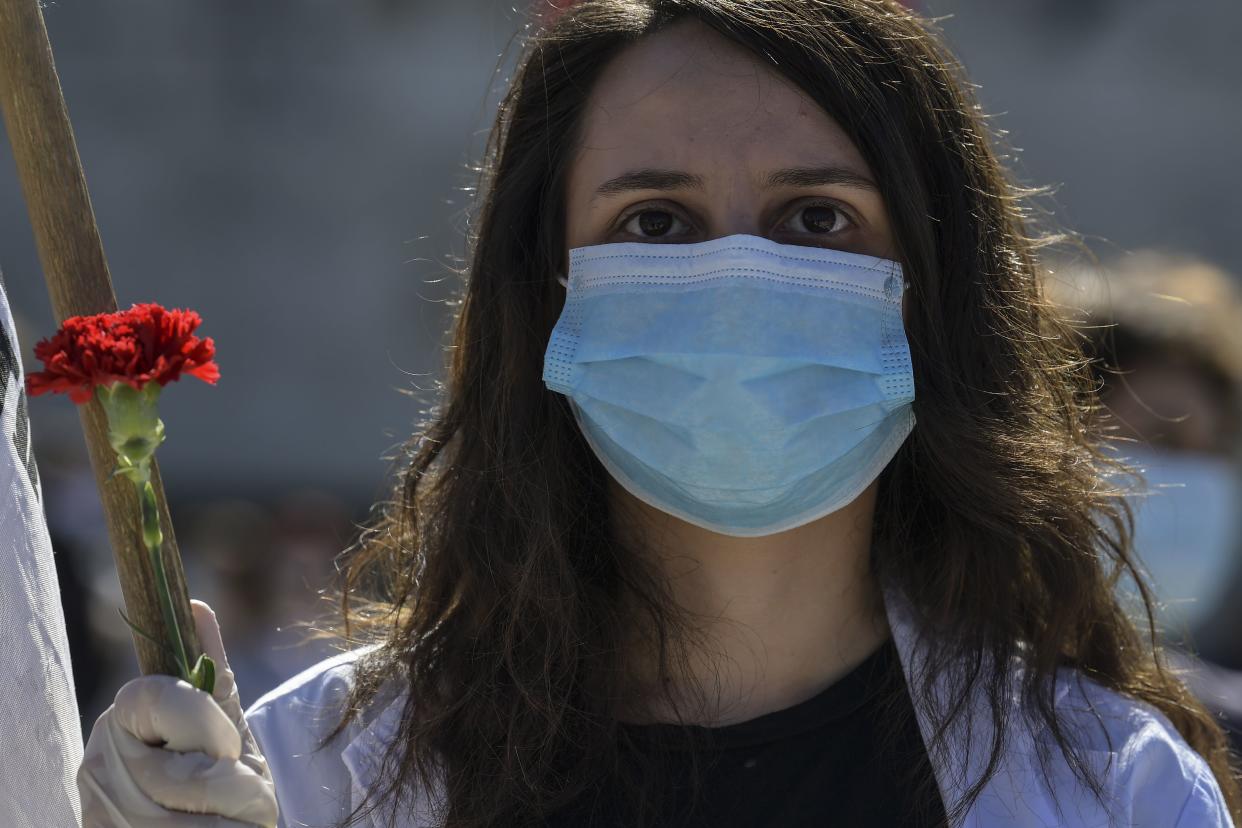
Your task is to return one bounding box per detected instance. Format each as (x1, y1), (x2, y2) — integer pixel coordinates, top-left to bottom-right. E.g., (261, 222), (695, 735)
(620, 208), (689, 239)
(780, 203), (852, 235)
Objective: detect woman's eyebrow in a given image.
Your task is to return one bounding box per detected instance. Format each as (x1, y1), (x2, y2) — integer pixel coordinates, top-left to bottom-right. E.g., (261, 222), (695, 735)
(765, 166), (878, 191)
(593, 168), (705, 198)
(592, 166), (878, 200)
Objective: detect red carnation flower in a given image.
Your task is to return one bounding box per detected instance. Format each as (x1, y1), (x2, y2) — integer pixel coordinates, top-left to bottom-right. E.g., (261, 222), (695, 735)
(27, 302), (220, 404)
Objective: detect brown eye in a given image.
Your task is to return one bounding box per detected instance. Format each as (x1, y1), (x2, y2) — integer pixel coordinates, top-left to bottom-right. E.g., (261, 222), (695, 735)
(800, 204), (847, 234)
(621, 209), (687, 238)
(779, 202), (853, 236)
(639, 211), (672, 235)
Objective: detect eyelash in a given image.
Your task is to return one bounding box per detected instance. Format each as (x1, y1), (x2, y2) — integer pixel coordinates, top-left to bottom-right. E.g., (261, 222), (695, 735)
(614, 199), (857, 241)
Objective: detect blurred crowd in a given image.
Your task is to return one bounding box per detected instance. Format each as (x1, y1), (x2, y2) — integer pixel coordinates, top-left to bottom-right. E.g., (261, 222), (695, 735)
(1047, 250), (1242, 750)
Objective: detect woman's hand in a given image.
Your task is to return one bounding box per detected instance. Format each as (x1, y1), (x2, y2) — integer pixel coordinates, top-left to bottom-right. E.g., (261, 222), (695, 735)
(77, 600), (279, 827)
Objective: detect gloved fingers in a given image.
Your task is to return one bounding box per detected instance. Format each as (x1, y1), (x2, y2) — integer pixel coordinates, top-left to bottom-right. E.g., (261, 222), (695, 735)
(189, 598), (271, 782)
(114, 675), (242, 761)
(118, 727), (278, 825)
(235, 731), (275, 785)
(81, 767), (262, 828)
(191, 599), (231, 673)
(191, 600), (246, 722)
(79, 712), (279, 827)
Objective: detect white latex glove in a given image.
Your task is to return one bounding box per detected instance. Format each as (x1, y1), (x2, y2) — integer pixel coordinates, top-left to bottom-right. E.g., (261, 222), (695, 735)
(78, 600), (279, 827)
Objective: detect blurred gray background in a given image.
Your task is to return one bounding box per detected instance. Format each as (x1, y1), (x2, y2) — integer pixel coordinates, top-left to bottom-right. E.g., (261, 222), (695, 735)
(1, 0), (1239, 728)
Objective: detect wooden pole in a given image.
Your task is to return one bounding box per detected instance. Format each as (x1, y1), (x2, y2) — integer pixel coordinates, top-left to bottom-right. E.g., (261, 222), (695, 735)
(0, 0), (201, 678)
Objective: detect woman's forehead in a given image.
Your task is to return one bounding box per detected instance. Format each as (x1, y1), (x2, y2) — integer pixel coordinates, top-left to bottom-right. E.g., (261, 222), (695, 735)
(570, 19), (873, 191)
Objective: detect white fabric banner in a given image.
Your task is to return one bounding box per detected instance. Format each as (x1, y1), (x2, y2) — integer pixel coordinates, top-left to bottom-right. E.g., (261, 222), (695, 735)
(0, 273), (83, 827)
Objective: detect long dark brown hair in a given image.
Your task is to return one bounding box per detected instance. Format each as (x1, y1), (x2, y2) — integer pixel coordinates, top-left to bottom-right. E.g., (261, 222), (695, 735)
(328, 2), (1242, 825)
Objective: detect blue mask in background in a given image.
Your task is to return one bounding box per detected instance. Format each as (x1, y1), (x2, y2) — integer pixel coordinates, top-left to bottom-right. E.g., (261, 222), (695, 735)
(1123, 444), (1242, 634)
(542, 233), (916, 537)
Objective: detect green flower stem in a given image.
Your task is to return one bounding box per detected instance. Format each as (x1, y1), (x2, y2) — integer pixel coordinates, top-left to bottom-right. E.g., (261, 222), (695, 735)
(139, 477), (191, 683)
(99, 381), (214, 694)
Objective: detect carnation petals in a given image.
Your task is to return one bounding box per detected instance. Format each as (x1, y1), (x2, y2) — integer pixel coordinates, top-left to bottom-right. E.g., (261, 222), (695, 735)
(26, 303), (220, 403)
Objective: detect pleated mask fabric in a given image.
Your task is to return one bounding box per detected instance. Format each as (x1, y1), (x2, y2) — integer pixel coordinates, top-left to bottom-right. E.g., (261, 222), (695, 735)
(542, 233), (916, 536)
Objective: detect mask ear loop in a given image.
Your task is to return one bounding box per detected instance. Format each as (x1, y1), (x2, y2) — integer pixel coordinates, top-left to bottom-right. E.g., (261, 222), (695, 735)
(556, 273), (569, 288)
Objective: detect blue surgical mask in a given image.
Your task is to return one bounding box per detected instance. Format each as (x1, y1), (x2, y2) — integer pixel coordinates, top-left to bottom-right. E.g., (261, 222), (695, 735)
(1123, 444), (1242, 634)
(542, 233), (916, 537)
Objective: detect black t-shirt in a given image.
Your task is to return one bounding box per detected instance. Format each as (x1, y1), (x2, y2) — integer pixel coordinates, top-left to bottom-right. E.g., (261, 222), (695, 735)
(545, 636), (947, 827)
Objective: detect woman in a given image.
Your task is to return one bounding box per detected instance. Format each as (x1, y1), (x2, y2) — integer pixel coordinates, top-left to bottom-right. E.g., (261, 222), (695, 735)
(78, 1), (1241, 826)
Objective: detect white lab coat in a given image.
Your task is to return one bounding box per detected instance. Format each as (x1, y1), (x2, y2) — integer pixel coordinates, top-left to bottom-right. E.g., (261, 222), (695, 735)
(244, 587), (1234, 827)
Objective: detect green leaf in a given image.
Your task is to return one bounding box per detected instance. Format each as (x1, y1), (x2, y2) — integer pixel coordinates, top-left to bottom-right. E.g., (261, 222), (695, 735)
(189, 653), (216, 695)
(117, 608), (179, 664)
